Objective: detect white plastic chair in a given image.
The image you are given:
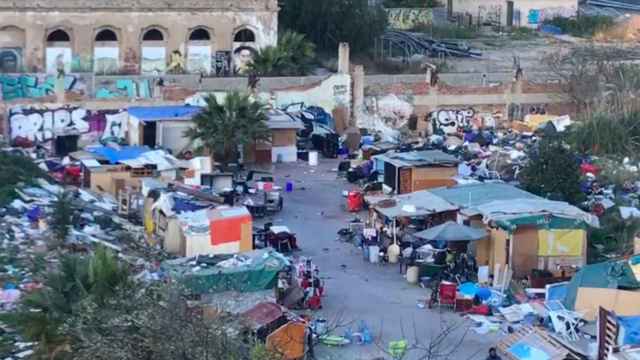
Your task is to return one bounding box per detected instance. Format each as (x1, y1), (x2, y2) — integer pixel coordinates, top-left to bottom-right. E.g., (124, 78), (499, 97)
(548, 310), (580, 341)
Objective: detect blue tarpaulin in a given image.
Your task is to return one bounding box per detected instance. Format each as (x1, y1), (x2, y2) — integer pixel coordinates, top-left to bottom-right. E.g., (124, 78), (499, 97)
(128, 106), (202, 122)
(88, 146), (150, 164)
(618, 315), (640, 345)
(172, 197), (210, 214)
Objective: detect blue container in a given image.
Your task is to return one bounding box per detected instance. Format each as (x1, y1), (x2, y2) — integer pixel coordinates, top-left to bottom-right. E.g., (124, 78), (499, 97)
(285, 181), (294, 192)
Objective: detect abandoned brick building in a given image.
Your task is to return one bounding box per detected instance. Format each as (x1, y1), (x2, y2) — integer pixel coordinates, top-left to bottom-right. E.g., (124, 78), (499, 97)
(0, 0), (278, 75)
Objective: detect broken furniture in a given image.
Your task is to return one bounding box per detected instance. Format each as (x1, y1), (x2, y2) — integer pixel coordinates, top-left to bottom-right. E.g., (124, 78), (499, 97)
(545, 300), (585, 342)
(267, 226), (298, 253)
(498, 326), (571, 360)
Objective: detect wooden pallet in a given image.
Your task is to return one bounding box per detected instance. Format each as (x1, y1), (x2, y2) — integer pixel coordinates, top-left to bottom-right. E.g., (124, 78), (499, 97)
(498, 326), (570, 360)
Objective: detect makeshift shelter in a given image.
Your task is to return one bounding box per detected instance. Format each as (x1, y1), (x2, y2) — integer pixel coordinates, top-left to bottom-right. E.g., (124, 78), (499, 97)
(127, 105), (202, 153)
(429, 184), (598, 278)
(175, 206), (253, 257)
(564, 258), (640, 319)
(373, 150), (460, 194)
(163, 249), (290, 294)
(80, 146), (184, 196)
(265, 109), (305, 163)
(242, 302), (289, 341)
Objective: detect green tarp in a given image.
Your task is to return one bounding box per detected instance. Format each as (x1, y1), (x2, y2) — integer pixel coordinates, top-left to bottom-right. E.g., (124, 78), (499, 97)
(564, 259), (640, 310)
(495, 215), (588, 232)
(162, 249), (290, 295)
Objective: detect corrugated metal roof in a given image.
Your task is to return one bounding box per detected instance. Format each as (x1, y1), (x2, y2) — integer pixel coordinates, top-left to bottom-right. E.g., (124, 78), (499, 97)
(87, 146), (151, 164)
(128, 105), (202, 121)
(370, 190), (458, 218)
(429, 183), (541, 209)
(375, 150), (460, 168)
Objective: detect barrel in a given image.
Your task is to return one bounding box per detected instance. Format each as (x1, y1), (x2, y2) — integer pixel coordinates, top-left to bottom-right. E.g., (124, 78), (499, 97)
(309, 151), (318, 166)
(285, 181), (294, 192)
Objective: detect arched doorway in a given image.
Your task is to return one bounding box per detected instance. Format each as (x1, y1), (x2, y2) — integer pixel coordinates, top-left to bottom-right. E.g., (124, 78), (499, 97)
(140, 27), (167, 74)
(94, 28), (119, 74)
(187, 27), (213, 75)
(0, 26), (25, 72)
(46, 28), (72, 75)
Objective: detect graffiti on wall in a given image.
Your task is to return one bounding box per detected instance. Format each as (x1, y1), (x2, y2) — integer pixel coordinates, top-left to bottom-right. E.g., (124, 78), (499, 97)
(95, 78), (154, 99)
(430, 108), (501, 134)
(0, 48), (22, 73)
(141, 47), (166, 75)
(187, 46), (212, 74)
(479, 5), (502, 26)
(386, 8), (433, 30)
(0, 74), (83, 101)
(215, 51), (231, 76)
(527, 6), (577, 25)
(94, 47), (119, 74)
(508, 103), (547, 121)
(9, 106), (126, 143)
(9, 106), (89, 142)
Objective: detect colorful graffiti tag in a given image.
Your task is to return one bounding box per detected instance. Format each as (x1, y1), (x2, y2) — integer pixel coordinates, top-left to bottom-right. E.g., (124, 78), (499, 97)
(9, 106), (126, 143)
(386, 8), (434, 30)
(0, 74), (82, 101)
(95, 78), (154, 99)
(431, 108), (502, 134)
(528, 6), (577, 25)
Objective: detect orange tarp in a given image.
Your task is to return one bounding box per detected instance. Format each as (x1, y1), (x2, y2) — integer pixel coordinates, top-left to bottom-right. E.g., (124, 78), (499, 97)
(266, 322), (306, 360)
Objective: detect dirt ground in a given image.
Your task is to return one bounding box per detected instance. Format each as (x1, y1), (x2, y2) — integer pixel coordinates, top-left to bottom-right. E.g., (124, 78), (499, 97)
(255, 159), (502, 360)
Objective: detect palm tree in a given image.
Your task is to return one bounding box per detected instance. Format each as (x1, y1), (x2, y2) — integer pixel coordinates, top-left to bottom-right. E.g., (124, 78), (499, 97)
(8, 247), (130, 358)
(185, 91), (270, 167)
(248, 31), (316, 76)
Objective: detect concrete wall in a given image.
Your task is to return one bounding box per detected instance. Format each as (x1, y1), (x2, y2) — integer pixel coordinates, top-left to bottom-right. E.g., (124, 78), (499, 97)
(449, 0), (578, 27)
(273, 74), (352, 115)
(0, 0), (277, 74)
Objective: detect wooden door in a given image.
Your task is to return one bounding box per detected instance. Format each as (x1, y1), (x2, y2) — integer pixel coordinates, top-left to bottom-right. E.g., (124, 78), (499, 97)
(511, 226), (539, 278)
(399, 167), (412, 194)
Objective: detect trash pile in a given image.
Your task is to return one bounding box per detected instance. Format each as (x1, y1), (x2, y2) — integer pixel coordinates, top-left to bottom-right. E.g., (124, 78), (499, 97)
(0, 166), (169, 358)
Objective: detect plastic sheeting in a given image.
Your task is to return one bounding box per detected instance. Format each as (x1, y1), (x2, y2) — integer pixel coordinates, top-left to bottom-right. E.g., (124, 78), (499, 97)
(162, 249), (290, 294)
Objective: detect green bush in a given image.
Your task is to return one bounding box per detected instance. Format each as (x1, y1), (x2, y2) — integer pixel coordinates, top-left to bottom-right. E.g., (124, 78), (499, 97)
(0, 152), (47, 206)
(411, 24), (479, 39)
(544, 15), (614, 37)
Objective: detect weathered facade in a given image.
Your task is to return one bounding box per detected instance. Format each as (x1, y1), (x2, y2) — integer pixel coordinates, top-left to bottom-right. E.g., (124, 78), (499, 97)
(0, 0), (278, 75)
(448, 0), (578, 28)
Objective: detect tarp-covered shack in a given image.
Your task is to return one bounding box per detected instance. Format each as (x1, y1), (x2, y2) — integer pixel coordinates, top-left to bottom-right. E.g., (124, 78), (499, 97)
(373, 150), (460, 194)
(564, 257), (640, 320)
(162, 249), (290, 294)
(429, 183), (599, 278)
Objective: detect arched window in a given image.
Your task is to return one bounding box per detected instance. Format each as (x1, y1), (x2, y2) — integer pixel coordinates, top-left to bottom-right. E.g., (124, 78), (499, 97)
(234, 29), (255, 42)
(142, 28), (164, 41)
(189, 28), (210, 41)
(47, 29), (70, 42)
(95, 29), (118, 42)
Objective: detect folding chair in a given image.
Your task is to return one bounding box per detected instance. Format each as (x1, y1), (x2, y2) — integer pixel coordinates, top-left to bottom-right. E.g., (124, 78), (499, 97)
(438, 281), (457, 311)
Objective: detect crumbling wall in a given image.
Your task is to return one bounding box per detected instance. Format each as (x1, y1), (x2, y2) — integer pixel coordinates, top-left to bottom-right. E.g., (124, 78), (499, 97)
(273, 74), (351, 115)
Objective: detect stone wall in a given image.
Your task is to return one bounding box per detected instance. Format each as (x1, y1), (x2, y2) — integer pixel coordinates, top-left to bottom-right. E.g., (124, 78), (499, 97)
(0, 2), (277, 74)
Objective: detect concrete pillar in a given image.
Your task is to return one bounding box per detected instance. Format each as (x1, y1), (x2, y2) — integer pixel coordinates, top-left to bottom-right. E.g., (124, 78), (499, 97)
(338, 42), (350, 74)
(352, 65), (364, 127)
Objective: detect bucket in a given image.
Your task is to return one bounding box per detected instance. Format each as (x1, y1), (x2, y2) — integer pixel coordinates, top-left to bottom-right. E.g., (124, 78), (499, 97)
(314, 318), (328, 335)
(387, 244), (400, 264)
(309, 151), (318, 166)
(369, 246), (380, 263)
(406, 266), (419, 284)
(285, 181), (294, 192)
